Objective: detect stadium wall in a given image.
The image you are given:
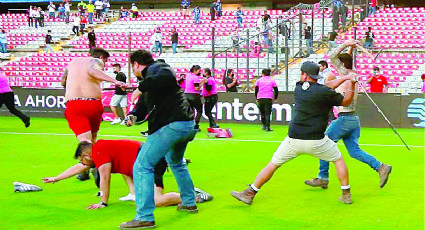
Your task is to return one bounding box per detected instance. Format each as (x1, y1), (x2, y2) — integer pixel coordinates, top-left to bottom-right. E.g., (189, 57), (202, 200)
(0, 88), (423, 128)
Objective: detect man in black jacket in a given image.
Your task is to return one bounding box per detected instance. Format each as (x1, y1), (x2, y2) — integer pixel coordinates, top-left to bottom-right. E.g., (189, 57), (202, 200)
(88, 27), (96, 51)
(119, 50), (197, 229)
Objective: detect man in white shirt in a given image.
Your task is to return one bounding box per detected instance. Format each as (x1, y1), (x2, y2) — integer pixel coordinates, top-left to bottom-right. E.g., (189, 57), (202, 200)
(317, 60), (336, 84)
(95, 0), (104, 19)
(65, 2), (71, 24)
(151, 28), (163, 54)
(47, 2), (56, 18)
(72, 14), (81, 35)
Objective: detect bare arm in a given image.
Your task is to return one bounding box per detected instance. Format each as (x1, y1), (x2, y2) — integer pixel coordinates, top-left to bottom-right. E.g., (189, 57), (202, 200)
(42, 163), (89, 183)
(326, 74), (353, 90)
(87, 163), (111, 209)
(88, 58), (125, 87)
(330, 39), (358, 76)
(61, 68), (68, 87)
(325, 72), (336, 83)
(366, 76), (373, 84)
(383, 83), (388, 93)
(131, 88), (142, 105)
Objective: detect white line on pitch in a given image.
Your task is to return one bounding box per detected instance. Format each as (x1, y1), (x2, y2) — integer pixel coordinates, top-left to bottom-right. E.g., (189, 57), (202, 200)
(0, 131), (424, 148)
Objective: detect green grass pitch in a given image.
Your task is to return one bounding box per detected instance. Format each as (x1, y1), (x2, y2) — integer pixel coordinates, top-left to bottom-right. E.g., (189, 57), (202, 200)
(0, 116), (423, 230)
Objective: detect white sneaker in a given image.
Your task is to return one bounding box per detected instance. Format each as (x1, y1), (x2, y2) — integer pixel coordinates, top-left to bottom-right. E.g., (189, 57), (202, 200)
(110, 118), (121, 125)
(119, 193), (136, 201)
(120, 120), (126, 125)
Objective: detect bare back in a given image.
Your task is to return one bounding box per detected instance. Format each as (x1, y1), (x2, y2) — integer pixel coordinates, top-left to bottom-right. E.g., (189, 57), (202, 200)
(65, 57), (104, 100)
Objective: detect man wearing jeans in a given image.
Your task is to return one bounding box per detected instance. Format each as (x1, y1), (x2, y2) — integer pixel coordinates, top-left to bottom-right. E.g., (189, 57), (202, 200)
(171, 28), (178, 54)
(119, 50), (197, 229)
(305, 39), (392, 190)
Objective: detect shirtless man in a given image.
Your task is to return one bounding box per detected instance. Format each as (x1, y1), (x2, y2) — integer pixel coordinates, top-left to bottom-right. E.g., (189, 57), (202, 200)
(61, 48), (126, 144)
(305, 39), (392, 189)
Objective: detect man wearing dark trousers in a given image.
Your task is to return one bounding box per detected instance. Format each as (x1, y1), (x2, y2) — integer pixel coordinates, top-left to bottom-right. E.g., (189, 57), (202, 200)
(119, 50), (197, 229)
(255, 69), (278, 132)
(0, 72), (30, 127)
(202, 68), (219, 128)
(184, 65), (203, 131)
(88, 28), (96, 51)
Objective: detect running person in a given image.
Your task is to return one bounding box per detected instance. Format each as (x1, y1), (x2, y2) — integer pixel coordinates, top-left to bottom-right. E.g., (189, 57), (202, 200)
(0, 72), (30, 127)
(202, 68), (219, 128)
(255, 69), (278, 132)
(184, 65), (203, 131)
(304, 39), (392, 189)
(42, 140), (212, 209)
(61, 48), (125, 144)
(231, 61), (358, 205)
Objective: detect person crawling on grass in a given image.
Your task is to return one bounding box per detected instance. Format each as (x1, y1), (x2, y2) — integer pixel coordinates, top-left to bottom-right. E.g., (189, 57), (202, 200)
(42, 140), (212, 209)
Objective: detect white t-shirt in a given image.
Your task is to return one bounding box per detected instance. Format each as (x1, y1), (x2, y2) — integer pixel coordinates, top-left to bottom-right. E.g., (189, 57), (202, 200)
(73, 16), (81, 26)
(65, 3), (70, 12)
(95, 1), (103, 10)
(33, 10), (40, 18)
(48, 4), (56, 13)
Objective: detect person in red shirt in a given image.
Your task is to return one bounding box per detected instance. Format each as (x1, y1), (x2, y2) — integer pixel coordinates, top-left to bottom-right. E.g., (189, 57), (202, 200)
(42, 140), (212, 209)
(369, 0), (378, 15)
(366, 67), (388, 93)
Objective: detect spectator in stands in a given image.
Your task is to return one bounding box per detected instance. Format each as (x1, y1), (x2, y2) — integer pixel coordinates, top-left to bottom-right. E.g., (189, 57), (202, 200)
(78, 0), (87, 15)
(0, 30), (7, 55)
(47, 2), (56, 18)
(184, 65), (203, 131)
(45, 30), (54, 53)
(38, 7), (45, 27)
(332, 0), (340, 31)
(171, 27), (178, 54)
(58, 4), (65, 19)
(262, 10), (270, 19)
(235, 7), (244, 28)
(87, 0), (95, 24)
(181, 0), (191, 19)
(88, 28), (96, 51)
(369, 0), (377, 15)
(151, 28), (163, 54)
(65, 2), (71, 24)
(119, 6), (128, 19)
(366, 67), (388, 93)
(80, 15), (88, 35)
(254, 27), (262, 54)
(202, 68), (219, 128)
(95, 0), (103, 20)
(255, 68), (278, 132)
(340, 2), (349, 28)
(215, 0), (222, 19)
(110, 63), (128, 125)
(421, 74), (425, 93)
(72, 14), (81, 36)
(305, 26), (315, 55)
(103, 0), (110, 17)
(327, 29), (338, 53)
(223, 69), (239, 92)
(131, 3), (139, 18)
(193, 6), (201, 24)
(363, 27), (374, 49)
(0, 72), (30, 128)
(231, 27), (240, 53)
(209, 1), (217, 21)
(318, 60), (336, 84)
(28, 6), (34, 27)
(33, 7), (40, 28)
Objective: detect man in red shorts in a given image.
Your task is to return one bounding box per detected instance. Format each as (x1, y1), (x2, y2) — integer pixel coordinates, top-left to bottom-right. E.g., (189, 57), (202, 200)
(42, 140), (213, 209)
(61, 48), (126, 144)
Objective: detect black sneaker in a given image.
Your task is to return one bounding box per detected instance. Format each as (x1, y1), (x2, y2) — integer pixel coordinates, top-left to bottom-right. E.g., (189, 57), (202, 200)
(77, 171), (90, 181)
(140, 130), (149, 137)
(194, 125), (201, 132)
(23, 117), (30, 128)
(265, 127), (273, 132)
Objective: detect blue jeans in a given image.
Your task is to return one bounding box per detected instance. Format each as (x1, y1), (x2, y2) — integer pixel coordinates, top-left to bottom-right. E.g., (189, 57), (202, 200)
(369, 6), (376, 15)
(237, 17), (242, 27)
(155, 41), (162, 54)
(172, 43), (177, 54)
(88, 12), (93, 24)
(306, 39), (315, 54)
(194, 15), (200, 24)
(318, 114), (382, 180)
(133, 120), (197, 221)
(45, 44), (53, 53)
(0, 43), (7, 53)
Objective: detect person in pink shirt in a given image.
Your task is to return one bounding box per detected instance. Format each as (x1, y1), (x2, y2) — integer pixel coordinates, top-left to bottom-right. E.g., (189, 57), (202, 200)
(177, 73), (186, 91)
(0, 72), (30, 127)
(201, 68), (219, 128)
(255, 69), (278, 132)
(184, 65), (204, 131)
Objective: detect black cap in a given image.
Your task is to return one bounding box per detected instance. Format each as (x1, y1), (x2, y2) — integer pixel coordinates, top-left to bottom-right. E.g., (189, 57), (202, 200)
(301, 61), (321, 80)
